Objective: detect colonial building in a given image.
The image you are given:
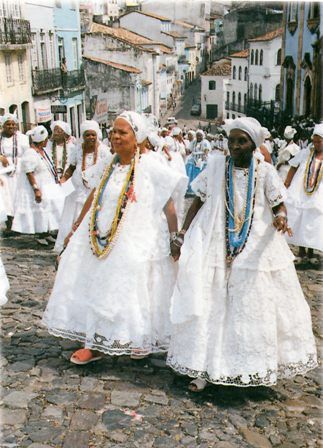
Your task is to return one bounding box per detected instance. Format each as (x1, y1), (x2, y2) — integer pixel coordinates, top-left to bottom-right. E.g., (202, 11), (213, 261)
(0, 0), (34, 131)
(246, 28), (282, 127)
(26, 0), (85, 136)
(200, 58), (231, 121)
(225, 49), (249, 120)
(281, 2), (321, 121)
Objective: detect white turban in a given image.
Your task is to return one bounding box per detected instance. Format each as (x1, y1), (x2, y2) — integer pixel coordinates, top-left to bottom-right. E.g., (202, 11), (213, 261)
(161, 127), (168, 133)
(148, 132), (162, 149)
(172, 127), (182, 137)
(227, 117), (265, 148)
(50, 120), (71, 136)
(262, 127), (271, 139)
(284, 125), (297, 140)
(80, 120), (100, 137)
(2, 113), (18, 125)
(31, 125), (49, 143)
(117, 111), (148, 144)
(196, 129), (205, 138)
(187, 130), (196, 138)
(312, 123), (323, 138)
(145, 114), (159, 133)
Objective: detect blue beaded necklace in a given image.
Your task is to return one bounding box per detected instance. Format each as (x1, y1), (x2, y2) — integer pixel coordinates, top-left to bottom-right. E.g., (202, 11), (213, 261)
(225, 156), (258, 264)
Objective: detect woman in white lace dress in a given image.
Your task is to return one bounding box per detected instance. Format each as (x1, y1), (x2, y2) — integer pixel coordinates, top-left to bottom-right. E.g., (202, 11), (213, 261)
(12, 126), (65, 244)
(285, 123), (323, 264)
(54, 120), (110, 253)
(0, 114), (29, 229)
(46, 121), (75, 181)
(167, 117), (317, 391)
(43, 111), (187, 365)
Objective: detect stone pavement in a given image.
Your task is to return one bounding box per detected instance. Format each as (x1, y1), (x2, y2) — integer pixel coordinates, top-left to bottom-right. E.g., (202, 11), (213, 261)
(0, 233), (322, 448)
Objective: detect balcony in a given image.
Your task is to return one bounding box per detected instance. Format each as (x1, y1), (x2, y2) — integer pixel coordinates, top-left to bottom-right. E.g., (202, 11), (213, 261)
(0, 17), (31, 46)
(32, 67), (85, 95)
(32, 68), (62, 94)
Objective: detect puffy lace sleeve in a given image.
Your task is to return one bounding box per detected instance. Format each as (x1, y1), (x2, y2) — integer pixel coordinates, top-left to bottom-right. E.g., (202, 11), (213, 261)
(83, 154), (113, 190)
(191, 170), (208, 202)
(21, 148), (38, 173)
(264, 163), (287, 207)
(289, 148), (309, 167)
(67, 144), (78, 166)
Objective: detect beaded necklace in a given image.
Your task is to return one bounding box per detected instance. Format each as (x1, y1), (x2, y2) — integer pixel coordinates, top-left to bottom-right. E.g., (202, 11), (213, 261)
(0, 133), (18, 175)
(52, 139), (67, 174)
(33, 145), (59, 184)
(303, 147), (323, 195)
(225, 156), (258, 265)
(82, 142), (98, 172)
(89, 150), (139, 259)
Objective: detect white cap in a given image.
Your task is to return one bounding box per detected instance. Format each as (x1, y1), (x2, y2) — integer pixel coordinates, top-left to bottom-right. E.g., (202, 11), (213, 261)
(284, 126), (297, 140)
(31, 125), (49, 143)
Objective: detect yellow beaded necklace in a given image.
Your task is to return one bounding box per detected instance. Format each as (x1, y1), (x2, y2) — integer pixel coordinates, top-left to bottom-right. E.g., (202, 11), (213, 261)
(303, 147), (323, 195)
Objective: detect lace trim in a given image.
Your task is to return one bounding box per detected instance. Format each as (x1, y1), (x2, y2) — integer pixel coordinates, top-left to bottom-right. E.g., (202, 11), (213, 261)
(167, 354), (318, 387)
(46, 326), (169, 356)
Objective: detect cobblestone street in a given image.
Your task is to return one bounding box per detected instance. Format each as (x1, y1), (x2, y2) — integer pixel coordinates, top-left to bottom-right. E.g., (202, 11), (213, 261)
(1, 232), (322, 448)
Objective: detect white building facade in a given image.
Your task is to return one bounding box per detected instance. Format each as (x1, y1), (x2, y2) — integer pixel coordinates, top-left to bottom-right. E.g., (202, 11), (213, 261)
(225, 49), (249, 119)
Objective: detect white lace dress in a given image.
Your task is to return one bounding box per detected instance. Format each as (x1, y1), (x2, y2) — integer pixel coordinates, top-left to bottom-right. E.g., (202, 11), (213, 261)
(43, 153), (188, 355)
(0, 132), (29, 217)
(12, 148), (65, 234)
(54, 143), (110, 253)
(46, 140), (75, 180)
(167, 153), (317, 387)
(285, 147), (323, 251)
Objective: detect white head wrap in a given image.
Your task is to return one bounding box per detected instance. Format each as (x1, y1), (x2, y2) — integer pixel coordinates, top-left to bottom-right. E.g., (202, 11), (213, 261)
(312, 123), (323, 139)
(262, 127), (271, 139)
(148, 132), (162, 149)
(187, 130), (196, 138)
(196, 129), (205, 138)
(284, 125), (297, 140)
(31, 125), (49, 143)
(2, 113), (18, 125)
(50, 120), (71, 136)
(161, 127), (168, 133)
(172, 127), (182, 137)
(227, 117), (265, 148)
(145, 114), (159, 133)
(80, 120), (100, 137)
(117, 111), (148, 144)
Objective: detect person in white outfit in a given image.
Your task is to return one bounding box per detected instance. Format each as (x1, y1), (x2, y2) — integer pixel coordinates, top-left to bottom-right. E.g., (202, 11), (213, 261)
(43, 111), (187, 365)
(12, 126), (65, 246)
(54, 120), (110, 253)
(284, 123), (323, 265)
(0, 114), (29, 230)
(0, 187), (9, 305)
(46, 121), (75, 181)
(167, 116), (317, 392)
(276, 126), (300, 181)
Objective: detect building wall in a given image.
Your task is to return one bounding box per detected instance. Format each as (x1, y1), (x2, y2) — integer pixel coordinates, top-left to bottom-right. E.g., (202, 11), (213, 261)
(201, 74), (228, 119)
(225, 56), (248, 119)
(120, 12), (170, 44)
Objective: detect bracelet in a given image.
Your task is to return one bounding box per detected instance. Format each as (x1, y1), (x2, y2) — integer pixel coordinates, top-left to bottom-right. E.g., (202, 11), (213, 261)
(274, 211), (287, 220)
(72, 222), (80, 232)
(169, 232), (178, 242)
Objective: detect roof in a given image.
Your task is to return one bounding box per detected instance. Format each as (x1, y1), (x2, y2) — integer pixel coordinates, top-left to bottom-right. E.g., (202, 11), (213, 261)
(122, 10), (171, 22)
(202, 59), (231, 76)
(141, 80), (152, 87)
(156, 44), (173, 54)
(89, 23), (157, 54)
(230, 49), (249, 58)
(173, 19), (204, 31)
(185, 44), (196, 49)
(249, 27), (283, 42)
(162, 31), (186, 39)
(83, 55), (141, 74)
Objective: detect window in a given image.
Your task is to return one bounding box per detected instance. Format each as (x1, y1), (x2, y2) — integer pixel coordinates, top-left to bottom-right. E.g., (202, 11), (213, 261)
(233, 66), (236, 79)
(49, 33), (55, 69)
(276, 49), (282, 65)
(5, 54), (12, 83)
(227, 113), (230, 119)
(72, 38), (78, 70)
(255, 49), (259, 65)
(260, 49), (263, 65)
(244, 93), (247, 105)
(275, 84), (280, 101)
(259, 84), (262, 101)
(244, 67), (247, 81)
(208, 80), (216, 90)
(226, 91), (230, 103)
(40, 33), (48, 69)
(232, 91), (236, 105)
(232, 114), (236, 119)
(30, 33), (38, 68)
(250, 83), (253, 99)
(238, 66), (242, 80)
(251, 50), (254, 65)
(18, 53), (25, 81)
(238, 92), (241, 105)
(289, 3), (298, 22)
(254, 83), (258, 100)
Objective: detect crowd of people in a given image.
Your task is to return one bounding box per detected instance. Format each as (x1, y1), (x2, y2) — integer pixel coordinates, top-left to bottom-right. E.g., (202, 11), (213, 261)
(0, 110), (321, 391)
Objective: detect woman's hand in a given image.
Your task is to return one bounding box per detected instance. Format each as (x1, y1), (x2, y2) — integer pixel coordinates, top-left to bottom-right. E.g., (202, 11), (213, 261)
(170, 241), (182, 261)
(0, 155), (9, 167)
(64, 231), (74, 247)
(34, 189), (42, 203)
(273, 216), (292, 236)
